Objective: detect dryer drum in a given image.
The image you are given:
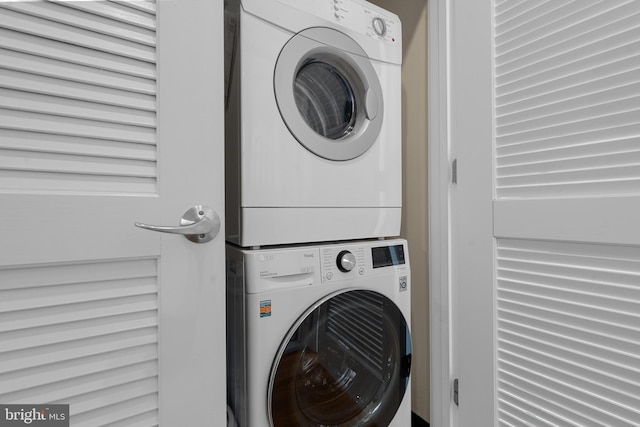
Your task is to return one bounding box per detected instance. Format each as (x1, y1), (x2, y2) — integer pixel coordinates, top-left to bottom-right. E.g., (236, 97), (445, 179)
(294, 60), (357, 140)
(269, 290), (411, 426)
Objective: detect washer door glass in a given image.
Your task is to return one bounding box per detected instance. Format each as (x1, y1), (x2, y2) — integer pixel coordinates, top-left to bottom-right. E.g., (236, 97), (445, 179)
(274, 28), (384, 161)
(269, 290), (411, 426)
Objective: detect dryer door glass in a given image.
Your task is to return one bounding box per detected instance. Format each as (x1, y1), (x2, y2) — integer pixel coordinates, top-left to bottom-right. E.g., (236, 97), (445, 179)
(294, 60), (356, 140)
(269, 290), (411, 427)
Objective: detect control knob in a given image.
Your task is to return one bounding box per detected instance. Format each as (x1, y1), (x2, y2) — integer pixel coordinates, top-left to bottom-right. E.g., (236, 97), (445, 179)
(372, 17), (387, 36)
(337, 250), (356, 272)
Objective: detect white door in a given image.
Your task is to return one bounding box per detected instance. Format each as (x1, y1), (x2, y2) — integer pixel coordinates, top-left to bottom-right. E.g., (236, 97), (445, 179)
(450, 0), (640, 426)
(0, 1), (226, 425)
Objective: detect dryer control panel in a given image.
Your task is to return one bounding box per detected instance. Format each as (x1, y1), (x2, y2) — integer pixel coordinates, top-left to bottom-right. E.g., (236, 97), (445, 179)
(242, 0), (402, 64)
(313, 0), (400, 44)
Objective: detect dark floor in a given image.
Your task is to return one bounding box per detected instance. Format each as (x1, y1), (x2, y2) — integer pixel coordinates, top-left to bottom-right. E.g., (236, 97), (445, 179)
(412, 412), (430, 427)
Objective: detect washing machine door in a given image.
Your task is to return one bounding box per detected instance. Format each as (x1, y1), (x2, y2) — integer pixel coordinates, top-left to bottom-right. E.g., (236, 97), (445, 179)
(268, 290), (411, 427)
(274, 28), (384, 161)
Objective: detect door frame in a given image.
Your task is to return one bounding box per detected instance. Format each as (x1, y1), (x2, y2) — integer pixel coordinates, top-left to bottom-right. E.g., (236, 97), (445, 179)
(428, 0), (453, 425)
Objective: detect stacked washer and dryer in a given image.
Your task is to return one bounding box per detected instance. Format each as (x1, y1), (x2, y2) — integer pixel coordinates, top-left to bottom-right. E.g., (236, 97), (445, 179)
(224, 0), (411, 425)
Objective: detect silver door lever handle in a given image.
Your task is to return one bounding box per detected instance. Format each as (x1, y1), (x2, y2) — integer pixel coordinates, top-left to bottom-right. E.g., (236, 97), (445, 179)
(135, 205), (220, 243)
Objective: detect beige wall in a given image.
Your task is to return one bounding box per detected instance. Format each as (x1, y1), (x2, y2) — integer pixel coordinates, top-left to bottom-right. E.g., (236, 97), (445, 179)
(369, 0), (430, 422)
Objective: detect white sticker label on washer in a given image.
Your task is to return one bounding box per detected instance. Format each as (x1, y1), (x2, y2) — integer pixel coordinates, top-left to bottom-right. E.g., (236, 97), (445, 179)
(399, 276), (408, 292)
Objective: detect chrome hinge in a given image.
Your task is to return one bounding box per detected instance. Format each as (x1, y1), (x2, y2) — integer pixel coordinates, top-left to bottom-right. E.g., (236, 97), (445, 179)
(453, 378), (459, 406)
(452, 158), (458, 184)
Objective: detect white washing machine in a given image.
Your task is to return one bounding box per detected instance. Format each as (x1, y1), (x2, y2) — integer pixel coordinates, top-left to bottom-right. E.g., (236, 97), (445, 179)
(225, 0), (403, 247)
(226, 239), (411, 426)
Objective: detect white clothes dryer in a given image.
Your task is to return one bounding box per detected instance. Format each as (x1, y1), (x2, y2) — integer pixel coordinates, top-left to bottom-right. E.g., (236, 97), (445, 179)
(226, 239), (411, 426)
(225, 0), (403, 247)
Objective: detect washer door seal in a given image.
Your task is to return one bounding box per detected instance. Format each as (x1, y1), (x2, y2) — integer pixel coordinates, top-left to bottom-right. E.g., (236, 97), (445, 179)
(274, 27), (384, 161)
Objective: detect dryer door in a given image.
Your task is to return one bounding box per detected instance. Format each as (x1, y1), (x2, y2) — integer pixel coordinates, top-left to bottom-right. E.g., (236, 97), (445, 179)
(274, 28), (384, 161)
(268, 290), (411, 426)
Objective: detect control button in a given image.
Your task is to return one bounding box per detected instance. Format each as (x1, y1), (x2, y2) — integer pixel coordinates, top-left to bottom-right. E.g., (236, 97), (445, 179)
(372, 17), (386, 36)
(337, 250), (356, 272)
(358, 267), (365, 275)
(326, 272), (334, 280)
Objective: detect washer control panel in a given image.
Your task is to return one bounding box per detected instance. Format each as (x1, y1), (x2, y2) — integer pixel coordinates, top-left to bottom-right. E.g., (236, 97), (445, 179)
(322, 245), (366, 281)
(320, 240), (407, 283)
(241, 239), (408, 291)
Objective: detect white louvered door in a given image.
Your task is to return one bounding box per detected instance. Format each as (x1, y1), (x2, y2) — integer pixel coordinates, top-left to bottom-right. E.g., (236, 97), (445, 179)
(0, 1), (225, 426)
(451, 0), (640, 426)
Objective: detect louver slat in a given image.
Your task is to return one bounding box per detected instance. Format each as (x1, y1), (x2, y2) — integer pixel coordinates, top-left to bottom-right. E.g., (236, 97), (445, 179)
(0, 2), (155, 46)
(0, 129), (156, 162)
(0, 48), (155, 94)
(494, 0), (640, 199)
(494, 0), (549, 29)
(0, 7), (154, 62)
(495, 0), (528, 18)
(111, 1), (157, 16)
(60, 1), (156, 29)
(0, 258), (159, 425)
(0, 68), (155, 111)
(0, 29), (154, 78)
(71, 394), (158, 427)
(0, 109), (155, 144)
(496, 240), (640, 427)
(0, 2), (157, 194)
(496, 1), (640, 74)
(1, 362), (158, 406)
(495, 0), (577, 39)
(0, 88), (155, 127)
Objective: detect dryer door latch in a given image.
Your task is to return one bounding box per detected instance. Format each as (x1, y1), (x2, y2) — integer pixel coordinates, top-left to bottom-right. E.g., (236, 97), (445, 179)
(453, 378), (459, 406)
(452, 158), (458, 185)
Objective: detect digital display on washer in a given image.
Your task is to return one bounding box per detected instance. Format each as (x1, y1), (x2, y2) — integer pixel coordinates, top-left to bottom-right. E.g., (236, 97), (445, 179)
(371, 244), (405, 268)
